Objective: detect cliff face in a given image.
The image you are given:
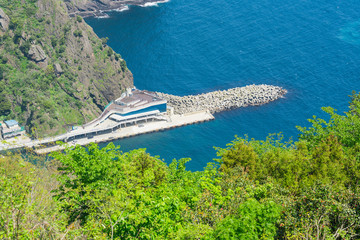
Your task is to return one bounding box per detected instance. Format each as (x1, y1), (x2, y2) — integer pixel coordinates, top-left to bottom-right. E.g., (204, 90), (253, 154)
(0, 8), (9, 33)
(0, 0), (133, 137)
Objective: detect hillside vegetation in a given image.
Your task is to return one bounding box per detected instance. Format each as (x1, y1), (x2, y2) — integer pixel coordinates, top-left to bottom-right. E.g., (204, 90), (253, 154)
(0, 0), (132, 137)
(0, 92), (360, 239)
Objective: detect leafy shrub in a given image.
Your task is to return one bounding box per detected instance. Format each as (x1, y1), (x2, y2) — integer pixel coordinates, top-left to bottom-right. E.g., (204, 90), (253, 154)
(76, 15), (82, 23)
(19, 41), (30, 56)
(101, 37), (108, 45)
(212, 199), (281, 239)
(107, 47), (113, 57)
(0, 94), (11, 116)
(120, 59), (127, 71)
(73, 30), (82, 38)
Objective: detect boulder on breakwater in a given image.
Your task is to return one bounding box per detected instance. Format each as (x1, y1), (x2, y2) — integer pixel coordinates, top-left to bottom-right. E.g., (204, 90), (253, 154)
(156, 84), (287, 115)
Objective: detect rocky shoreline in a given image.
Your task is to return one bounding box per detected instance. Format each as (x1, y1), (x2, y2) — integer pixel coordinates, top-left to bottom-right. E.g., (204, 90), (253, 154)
(67, 0), (168, 18)
(156, 84), (287, 115)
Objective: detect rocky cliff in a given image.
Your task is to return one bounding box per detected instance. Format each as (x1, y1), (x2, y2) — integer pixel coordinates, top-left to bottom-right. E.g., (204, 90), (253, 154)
(0, 0), (133, 137)
(0, 7), (9, 34)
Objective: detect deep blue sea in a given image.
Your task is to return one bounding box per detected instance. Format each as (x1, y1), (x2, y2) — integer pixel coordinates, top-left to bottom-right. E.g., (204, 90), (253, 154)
(86, 0), (360, 171)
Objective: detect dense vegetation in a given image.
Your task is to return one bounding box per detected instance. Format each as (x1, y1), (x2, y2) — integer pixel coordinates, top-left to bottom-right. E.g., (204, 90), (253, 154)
(0, 0), (132, 137)
(1, 92), (360, 239)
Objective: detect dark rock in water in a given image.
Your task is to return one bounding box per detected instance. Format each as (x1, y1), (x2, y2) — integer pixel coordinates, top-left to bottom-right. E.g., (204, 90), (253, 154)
(0, 8), (9, 34)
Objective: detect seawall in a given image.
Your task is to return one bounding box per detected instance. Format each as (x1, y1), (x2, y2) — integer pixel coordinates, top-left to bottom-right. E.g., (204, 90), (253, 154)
(156, 84), (287, 115)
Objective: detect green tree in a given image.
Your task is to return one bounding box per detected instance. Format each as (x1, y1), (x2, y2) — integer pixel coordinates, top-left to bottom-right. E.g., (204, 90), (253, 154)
(279, 184), (360, 239)
(52, 143), (121, 225)
(76, 15), (82, 23)
(0, 157), (34, 239)
(297, 92), (360, 149)
(0, 94), (11, 116)
(107, 47), (113, 57)
(212, 198), (281, 240)
(216, 137), (258, 175)
(121, 60), (127, 71)
(101, 37), (109, 45)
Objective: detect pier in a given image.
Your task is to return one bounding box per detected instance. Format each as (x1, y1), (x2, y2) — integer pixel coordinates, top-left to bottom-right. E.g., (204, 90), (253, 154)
(34, 110), (214, 154)
(0, 85), (286, 154)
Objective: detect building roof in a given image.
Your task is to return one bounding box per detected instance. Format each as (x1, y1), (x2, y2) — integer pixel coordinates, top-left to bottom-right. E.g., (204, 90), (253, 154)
(116, 90), (163, 105)
(110, 110), (160, 122)
(4, 120), (19, 128)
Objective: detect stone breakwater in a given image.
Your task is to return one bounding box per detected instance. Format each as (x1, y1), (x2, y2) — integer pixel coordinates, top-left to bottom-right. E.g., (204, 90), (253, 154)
(156, 84), (287, 115)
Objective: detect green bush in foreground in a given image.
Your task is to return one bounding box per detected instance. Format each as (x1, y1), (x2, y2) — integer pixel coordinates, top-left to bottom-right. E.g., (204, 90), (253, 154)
(213, 199), (281, 239)
(0, 92), (360, 239)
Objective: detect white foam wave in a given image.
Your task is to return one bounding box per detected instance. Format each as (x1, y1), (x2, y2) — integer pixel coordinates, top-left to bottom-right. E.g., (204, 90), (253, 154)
(96, 14), (110, 19)
(140, 0), (170, 7)
(114, 5), (130, 12)
(94, 0), (169, 18)
(95, 10), (110, 18)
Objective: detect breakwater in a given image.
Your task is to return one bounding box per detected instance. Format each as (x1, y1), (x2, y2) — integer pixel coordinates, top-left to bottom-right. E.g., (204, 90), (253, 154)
(156, 84), (287, 114)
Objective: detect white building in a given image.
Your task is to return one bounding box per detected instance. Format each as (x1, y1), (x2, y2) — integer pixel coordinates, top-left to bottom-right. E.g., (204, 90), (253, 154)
(0, 120), (26, 139)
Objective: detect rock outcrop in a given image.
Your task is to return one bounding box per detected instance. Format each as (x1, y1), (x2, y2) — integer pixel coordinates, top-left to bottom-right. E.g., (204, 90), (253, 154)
(156, 85), (287, 115)
(28, 45), (47, 62)
(0, 8), (9, 34)
(54, 63), (63, 76)
(66, 0), (167, 17)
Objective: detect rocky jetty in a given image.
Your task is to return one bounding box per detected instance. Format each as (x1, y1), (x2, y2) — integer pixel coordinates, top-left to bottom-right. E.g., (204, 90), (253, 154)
(156, 84), (287, 115)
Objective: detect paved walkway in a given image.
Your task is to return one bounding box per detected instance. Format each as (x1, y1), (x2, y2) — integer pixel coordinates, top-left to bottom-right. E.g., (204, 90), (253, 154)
(0, 111), (214, 154)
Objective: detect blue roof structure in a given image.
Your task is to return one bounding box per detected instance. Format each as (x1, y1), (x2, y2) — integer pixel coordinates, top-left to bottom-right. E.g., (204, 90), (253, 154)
(4, 120), (19, 128)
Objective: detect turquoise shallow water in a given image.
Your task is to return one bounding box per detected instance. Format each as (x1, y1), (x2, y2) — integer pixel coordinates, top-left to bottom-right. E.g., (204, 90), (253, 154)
(86, 0), (360, 171)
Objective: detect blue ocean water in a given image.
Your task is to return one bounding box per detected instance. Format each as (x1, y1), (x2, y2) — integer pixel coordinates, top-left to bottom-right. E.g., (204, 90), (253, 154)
(86, 0), (360, 171)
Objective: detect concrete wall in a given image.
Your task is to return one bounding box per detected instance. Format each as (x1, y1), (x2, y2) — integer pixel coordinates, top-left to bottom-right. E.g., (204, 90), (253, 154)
(117, 103), (167, 117)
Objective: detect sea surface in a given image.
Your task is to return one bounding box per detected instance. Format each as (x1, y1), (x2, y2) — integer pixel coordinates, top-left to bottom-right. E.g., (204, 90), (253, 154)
(86, 0), (360, 171)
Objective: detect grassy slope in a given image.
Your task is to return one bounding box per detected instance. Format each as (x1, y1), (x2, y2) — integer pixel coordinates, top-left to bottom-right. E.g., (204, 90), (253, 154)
(0, 0), (133, 137)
